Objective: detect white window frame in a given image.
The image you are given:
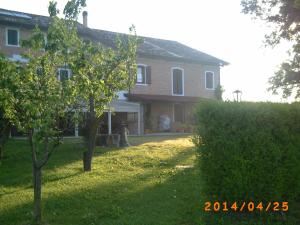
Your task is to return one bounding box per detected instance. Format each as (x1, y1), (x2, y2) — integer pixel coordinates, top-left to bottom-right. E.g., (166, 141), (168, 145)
(171, 67), (184, 96)
(57, 68), (72, 81)
(6, 27), (20, 47)
(205, 71), (215, 90)
(136, 64), (148, 86)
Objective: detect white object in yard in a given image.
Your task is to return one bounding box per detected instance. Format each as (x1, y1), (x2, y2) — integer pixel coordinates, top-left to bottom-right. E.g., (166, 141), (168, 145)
(159, 115), (171, 131)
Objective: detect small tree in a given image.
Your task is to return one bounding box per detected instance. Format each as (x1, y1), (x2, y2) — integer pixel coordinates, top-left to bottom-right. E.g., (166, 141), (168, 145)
(69, 29), (138, 171)
(0, 50), (68, 224)
(47, 0), (139, 172)
(0, 1), (85, 223)
(0, 2), (138, 224)
(215, 84), (224, 101)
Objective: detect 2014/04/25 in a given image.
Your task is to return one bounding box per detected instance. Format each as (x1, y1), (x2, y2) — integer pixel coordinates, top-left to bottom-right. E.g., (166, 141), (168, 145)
(204, 201), (289, 212)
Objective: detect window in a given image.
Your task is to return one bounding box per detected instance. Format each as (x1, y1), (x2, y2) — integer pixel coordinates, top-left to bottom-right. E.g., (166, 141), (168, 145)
(136, 65), (151, 85)
(172, 68), (184, 95)
(127, 112), (137, 122)
(57, 68), (71, 82)
(205, 71), (214, 89)
(6, 28), (19, 46)
(173, 104), (184, 122)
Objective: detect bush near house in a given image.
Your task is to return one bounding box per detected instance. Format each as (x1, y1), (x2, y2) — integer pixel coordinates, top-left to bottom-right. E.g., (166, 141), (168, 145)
(194, 101), (300, 224)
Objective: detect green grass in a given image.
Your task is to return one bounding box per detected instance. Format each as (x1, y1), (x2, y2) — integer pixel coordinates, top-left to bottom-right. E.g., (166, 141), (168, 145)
(0, 135), (202, 225)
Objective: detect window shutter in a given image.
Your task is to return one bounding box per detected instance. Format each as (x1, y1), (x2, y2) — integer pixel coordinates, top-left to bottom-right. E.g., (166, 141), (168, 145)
(146, 66), (151, 84)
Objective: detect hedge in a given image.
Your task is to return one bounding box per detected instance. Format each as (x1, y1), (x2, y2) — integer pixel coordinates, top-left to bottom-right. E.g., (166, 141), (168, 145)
(195, 101), (300, 221)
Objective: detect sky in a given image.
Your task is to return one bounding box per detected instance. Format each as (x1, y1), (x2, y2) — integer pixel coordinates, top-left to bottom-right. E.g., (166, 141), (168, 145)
(0, 0), (293, 102)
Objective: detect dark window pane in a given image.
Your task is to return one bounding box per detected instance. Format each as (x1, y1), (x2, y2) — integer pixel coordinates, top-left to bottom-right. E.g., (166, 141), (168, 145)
(206, 72), (214, 89)
(173, 69), (183, 95)
(146, 66), (151, 84)
(7, 29), (18, 46)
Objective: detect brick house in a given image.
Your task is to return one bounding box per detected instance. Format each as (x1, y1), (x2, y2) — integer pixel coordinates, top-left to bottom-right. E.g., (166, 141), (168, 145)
(0, 8), (228, 136)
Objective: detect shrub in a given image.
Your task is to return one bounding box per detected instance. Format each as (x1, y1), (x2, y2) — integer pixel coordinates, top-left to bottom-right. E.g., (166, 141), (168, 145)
(195, 101), (300, 222)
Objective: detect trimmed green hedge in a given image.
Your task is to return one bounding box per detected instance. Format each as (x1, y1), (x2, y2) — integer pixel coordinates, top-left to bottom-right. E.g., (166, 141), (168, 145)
(195, 101), (300, 221)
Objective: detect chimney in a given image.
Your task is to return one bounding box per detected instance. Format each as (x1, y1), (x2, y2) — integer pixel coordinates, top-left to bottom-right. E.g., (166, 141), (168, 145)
(83, 11), (88, 27)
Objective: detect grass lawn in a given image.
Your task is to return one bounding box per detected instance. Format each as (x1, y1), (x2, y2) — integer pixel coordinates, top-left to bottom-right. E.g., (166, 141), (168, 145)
(1, 135), (294, 225)
(0, 135), (202, 225)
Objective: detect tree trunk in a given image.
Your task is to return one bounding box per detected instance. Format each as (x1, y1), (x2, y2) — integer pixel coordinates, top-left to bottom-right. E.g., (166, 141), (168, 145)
(0, 146), (3, 160)
(33, 167), (42, 224)
(0, 122), (10, 160)
(83, 96), (98, 172)
(83, 117), (98, 171)
(29, 130), (42, 224)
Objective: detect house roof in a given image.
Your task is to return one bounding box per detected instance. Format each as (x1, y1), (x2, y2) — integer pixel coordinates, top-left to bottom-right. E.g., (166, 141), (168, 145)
(0, 8), (229, 66)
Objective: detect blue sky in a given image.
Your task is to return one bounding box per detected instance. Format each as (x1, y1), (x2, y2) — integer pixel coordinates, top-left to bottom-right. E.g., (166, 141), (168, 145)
(0, 0), (292, 101)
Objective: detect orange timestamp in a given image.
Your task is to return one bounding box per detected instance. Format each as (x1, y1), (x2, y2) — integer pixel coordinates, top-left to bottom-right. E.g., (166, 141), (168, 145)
(204, 201), (288, 212)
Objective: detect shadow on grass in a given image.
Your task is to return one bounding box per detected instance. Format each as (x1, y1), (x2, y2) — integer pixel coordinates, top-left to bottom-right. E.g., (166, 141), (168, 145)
(0, 139), (84, 189)
(0, 170), (200, 225)
(0, 143), (200, 225)
(0, 135), (190, 189)
(1, 143), (297, 225)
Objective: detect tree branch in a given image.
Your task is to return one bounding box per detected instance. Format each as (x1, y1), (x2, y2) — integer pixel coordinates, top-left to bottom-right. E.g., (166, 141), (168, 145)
(29, 129), (38, 168)
(37, 136), (61, 169)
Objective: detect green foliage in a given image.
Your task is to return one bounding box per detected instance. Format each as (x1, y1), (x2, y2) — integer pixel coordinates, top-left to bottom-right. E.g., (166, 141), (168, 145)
(241, 0), (300, 44)
(48, 1), (59, 17)
(69, 28), (138, 117)
(241, 0), (300, 99)
(215, 84), (224, 100)
(268, 52), (300, 98)
(195, 101), (300, 223)
(0, 0), (138, 222)
(0, 0), (86, 144)
(0, 50), (68, 149)
(63, 0), (86, 21)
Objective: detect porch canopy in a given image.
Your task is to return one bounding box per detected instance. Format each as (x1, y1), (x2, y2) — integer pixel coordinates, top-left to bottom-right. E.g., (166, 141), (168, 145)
(126, 93), (201, 103)
(105, 100), (141, 135)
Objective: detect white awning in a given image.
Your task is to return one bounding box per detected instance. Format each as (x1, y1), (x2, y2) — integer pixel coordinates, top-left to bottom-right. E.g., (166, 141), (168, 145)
(106, 100), (141, 135)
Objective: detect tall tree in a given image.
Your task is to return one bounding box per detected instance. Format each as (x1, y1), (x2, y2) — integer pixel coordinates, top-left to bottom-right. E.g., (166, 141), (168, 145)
(241, 0), (300, 98)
